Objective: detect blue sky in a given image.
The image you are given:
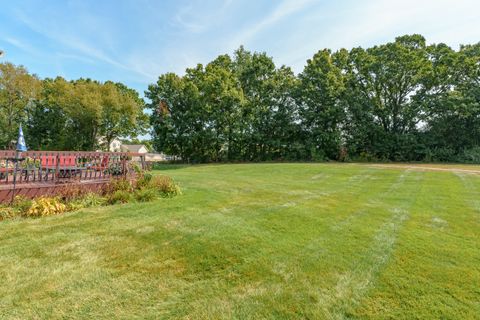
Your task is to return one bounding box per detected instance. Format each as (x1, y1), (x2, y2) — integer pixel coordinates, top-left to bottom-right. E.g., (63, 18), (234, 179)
(1, 0), (479, 95)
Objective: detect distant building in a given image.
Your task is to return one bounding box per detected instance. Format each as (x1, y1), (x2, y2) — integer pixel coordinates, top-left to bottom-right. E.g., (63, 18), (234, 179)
(109, 138), (123, 152)
(120, 144), (170, 162)
(120, 144), (149, 154)
(98, 138), (171, 162)
(97, 137), (123, 152)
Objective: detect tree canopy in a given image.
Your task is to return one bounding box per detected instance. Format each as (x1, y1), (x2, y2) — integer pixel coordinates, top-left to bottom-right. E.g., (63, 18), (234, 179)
(0, 66), (147, 151)
(147, 35), (480, 163)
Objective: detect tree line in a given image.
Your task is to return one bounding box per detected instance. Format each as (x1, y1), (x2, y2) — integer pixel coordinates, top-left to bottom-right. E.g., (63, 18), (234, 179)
(147, 34), (480, 163)
(0, 63), (147, 151)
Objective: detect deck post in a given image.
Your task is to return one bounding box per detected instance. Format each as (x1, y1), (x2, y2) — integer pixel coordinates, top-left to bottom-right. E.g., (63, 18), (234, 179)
(54, 153), (60, 183)
(10, 150), (20, 203)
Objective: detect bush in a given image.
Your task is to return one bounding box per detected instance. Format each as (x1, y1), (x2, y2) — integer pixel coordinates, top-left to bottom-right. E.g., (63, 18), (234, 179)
(461, 147), (480, 163)
(12, 195), (33, 214)
(130, 162), (143, 174)
(0, 206), (18, 220)
(103, 178), (133, 195)
(0, 173), (180, 222)
(107, 190), (132, 205)
(149, 175), (181, 197)
(136, 172), (153, 189)
(68, 192), (106, 210)
(431, 147), (457, 162)
(106, 163), (125, 176)
(57, 185), (91, 202)
(26, 197), (67, 217)
(134, 187), (157, 202)
(80, 192), (107, 207)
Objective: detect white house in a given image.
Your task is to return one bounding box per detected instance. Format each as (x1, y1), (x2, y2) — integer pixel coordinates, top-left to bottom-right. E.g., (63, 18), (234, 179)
(120, 144), (169, 162)
(120, 144), (149, 154)
(109, 138), (123, 152)
(97, 137), (123, 152)
(99, 139), (169, 162)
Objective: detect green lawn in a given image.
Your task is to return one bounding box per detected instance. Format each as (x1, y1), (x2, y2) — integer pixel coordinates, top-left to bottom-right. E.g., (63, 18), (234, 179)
(1, 163), (479, 319)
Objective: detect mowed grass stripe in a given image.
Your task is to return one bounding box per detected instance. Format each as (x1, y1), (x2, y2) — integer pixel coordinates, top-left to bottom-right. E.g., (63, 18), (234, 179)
(353, 171), (480, 319)
(160, 168), (421, 318)
(298, 170), (424, 319)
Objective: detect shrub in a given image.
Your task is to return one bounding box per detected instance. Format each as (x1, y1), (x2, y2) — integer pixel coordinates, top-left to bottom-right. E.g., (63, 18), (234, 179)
(103, 178), (133, 195)
(107, 190), (132, 205)
(0, 206), (17, 220)
(67, 192), (106, 211)
(136, 172), (153, 189)
(80, 192), (107, 207)
(26, 197), (67, 217)
(12, 195), (33, 214)
(106, 163), (125, 176)
(134, 187), (157, 202)
(21, 157), (40, 169)
(461, 147), (480, 163)
(130, 162), (143, 174)
(57, 185), (91, 202)
(431, 147), (457, 162)
(149, 175), (182, 197)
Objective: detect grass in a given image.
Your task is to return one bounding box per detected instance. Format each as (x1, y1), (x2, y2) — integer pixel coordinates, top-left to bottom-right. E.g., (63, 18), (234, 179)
(0, 163), (479, 319)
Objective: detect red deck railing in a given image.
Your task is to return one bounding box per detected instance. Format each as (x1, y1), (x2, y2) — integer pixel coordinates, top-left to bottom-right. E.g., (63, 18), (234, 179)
(0, 151), (145, 186)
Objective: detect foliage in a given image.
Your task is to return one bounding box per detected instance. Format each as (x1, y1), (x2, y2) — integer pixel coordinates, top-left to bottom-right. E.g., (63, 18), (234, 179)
(26, 197), (67, 217)
(149, 175), (182, 197)
(68, 192), (106, 210)
(103, 178), (133, 194)
(106, 163), (125, 176)
(0, 172), (179, 222)
(20, 157), (40, 169)
(0, 68), (148, 150)
(107, 190), (132, 204)
(136, 172), (153, 189)
(12, 195), (33, 213)
(57, 185), (92, 202)
(461, 147), (480, 163)
(0, 206), (17, 220)
(134, 187), (157, 202)
(147, 47), (301, 162)
(147, 36), (480, 163)
(0, 63), (41, 147)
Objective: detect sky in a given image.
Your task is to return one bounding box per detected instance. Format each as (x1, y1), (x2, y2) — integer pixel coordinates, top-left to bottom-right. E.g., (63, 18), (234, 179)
(1, 0), (479, 95)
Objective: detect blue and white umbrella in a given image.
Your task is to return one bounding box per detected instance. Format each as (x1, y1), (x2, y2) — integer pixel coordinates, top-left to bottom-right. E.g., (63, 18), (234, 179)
(16, 124), (27, 152)
(12, 125), (27, 203)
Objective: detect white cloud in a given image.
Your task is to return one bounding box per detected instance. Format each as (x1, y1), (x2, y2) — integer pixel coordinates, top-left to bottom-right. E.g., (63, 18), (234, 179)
(228, 0), (316, 49)
(3, 37), (39, 56)
(266, 0), (480, 72)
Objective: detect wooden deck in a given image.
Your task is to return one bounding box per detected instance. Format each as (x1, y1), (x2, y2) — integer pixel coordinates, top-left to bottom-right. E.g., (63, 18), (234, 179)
(0, 150), (145, 203)
(0, 179), (113, 203)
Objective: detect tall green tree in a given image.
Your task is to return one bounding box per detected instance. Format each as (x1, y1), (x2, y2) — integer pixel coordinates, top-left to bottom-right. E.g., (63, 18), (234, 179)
(25, 77), (70, 150)
(147, 72), (204, 162)
(99, 82), (148, 151)
(342, 35), (431, 160)
(298, 49), (345, 160)
(0, 62), (40, 147)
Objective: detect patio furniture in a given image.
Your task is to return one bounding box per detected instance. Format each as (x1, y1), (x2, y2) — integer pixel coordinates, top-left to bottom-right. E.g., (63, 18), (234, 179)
(41, 155), (84, 181)
(0, 167), (14, 180)
(90, 155), (110, 171)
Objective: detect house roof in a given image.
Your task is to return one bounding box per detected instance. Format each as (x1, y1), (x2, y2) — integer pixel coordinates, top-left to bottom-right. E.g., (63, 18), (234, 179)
(121, 144), (147, 153)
